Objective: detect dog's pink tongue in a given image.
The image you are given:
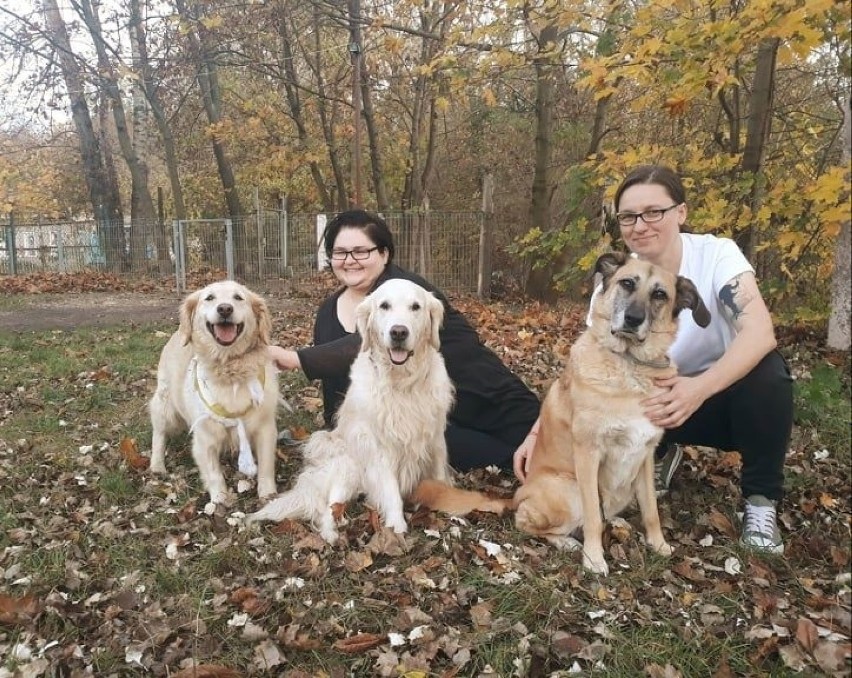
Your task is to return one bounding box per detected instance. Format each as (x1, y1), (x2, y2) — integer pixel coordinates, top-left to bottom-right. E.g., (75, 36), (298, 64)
(214, 323), (238, 344)
(390, 348), (409, 364)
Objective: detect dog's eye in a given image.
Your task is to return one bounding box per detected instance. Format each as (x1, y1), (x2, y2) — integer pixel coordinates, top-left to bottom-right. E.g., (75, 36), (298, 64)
(379, 301), (390, 310)
(618, 278), (635, 291)
(205, 294), (215, 301)
(411, 302), (421, 311)
(234, 294), (244, 301)
(651, 289), (668, 301)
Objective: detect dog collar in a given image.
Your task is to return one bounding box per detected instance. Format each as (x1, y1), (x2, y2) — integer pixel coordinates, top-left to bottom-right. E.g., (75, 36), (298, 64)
(615, 350), (671, 370)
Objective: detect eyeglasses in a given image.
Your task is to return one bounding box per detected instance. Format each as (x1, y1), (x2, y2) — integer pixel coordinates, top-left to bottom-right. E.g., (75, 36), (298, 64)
(615, 204), (681, 228)
(329, 246), (378, 261)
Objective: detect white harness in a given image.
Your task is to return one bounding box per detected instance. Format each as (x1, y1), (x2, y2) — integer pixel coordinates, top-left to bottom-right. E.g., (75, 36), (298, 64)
(188, 357), (265, 477)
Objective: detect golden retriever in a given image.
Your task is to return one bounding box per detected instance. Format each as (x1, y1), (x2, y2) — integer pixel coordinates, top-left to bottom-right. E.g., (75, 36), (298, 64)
(248, 278), (507, 542)
(149, 280), (279, 503)
(514, 253), (710, 574)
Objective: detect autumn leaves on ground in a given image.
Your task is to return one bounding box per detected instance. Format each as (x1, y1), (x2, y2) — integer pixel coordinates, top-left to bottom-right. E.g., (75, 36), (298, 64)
(0, 273), (849, 677)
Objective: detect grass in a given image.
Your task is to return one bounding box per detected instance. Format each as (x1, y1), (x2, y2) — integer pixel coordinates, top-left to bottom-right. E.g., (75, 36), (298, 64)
(0, 320), (849, 677)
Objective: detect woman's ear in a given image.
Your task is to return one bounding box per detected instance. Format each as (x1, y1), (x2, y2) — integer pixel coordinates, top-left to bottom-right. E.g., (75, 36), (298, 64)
(427, 293), (445, 350)
(251, 292), (272, 345)
(179, 291), (200, 345)
(355, 297), (375, 352)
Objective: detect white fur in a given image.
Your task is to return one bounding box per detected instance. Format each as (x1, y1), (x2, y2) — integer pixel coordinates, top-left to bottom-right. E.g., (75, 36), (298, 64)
(149, 280), (279, 503)
(248, 278), (454, 542)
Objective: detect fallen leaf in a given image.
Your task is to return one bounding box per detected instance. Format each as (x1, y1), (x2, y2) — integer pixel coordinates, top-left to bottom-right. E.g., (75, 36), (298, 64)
(343, 551), (373, 573)
(173, 664), (243, 678)
(707, 508), (737, 539)
(795, 617), (819, 654)
(333, 632), (386, 653)
(0, 593), (40, 625)
(119, 437), (150, 470)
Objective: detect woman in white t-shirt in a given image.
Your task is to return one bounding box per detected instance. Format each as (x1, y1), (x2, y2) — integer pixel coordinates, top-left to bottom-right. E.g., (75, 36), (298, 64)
(514, 165), (793, 554)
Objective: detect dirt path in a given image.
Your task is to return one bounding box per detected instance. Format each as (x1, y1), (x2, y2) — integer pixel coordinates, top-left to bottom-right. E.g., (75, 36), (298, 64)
(0, 292), (182, 332)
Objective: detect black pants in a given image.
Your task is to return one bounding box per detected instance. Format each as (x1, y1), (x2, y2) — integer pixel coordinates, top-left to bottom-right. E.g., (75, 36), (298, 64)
(446, 420), (534, 472)
(658, 350), (792, 501)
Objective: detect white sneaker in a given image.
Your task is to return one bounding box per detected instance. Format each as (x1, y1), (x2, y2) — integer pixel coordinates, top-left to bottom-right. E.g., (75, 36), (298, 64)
(741, 495), (784, 554)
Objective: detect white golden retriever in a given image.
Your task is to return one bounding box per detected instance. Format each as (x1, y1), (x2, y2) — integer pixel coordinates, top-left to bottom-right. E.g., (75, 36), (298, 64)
(248, 278), (507, 542)
(149, 280), (279, 503)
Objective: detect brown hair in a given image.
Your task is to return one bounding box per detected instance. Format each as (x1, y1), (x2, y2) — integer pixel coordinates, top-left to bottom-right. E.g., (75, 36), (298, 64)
(613, 165), (686, 212)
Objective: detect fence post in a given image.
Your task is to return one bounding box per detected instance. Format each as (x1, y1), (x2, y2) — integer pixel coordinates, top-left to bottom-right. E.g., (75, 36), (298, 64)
(173, 220), (185, 294)
(7, 212), (17, 276)
(316, 214), (327, 271)
(279, 195), (289, 275)
(225, 219), (235, 279)
(254, 187), (263, 280)
(56, 228), (66, 272)
(477, 173), (494, 299)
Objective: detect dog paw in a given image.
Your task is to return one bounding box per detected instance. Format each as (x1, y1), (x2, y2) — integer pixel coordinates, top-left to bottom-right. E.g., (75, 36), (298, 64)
(257, 481), (277, 500)
(547, 534), (582, 552)
(149, 459), (167, 474)
(582, 553), (609, 576)
(651, 540), (674, 557)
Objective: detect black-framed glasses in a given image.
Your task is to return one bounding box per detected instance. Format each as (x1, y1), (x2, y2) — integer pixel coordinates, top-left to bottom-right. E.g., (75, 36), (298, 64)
(615, 204), (681, 227)
(330, 246), (378, 261)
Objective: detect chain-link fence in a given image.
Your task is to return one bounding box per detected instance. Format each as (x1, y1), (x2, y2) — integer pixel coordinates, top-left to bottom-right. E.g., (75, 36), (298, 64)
(1, 211), (488, 295)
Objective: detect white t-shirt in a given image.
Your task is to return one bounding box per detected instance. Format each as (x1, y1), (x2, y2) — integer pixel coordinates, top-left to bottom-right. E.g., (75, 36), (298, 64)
(587, 233), (754, 376)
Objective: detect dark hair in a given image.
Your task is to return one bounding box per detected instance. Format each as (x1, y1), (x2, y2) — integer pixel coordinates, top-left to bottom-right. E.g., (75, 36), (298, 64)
(322, 209), (395, 263)
(613, 165), (687, 212)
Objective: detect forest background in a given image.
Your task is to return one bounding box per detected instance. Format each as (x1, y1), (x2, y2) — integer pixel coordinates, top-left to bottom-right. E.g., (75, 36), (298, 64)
(0, 0), (850, 347)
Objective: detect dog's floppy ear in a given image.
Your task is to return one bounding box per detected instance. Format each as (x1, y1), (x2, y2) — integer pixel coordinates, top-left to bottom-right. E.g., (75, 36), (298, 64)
(355, 295), (376, 353)
(675, 276), (711, 328)
(426, 292), (445, 350)
(594, 251), (628, 288)
(250, 291), (272, 345)
(179, 291), (200, 345)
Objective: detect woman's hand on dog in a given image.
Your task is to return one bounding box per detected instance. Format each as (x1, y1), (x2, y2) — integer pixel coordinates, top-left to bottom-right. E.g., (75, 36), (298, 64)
(644, 375), (708, 429)
(513, 420), (540, 483)
(268, 345), (302, 371)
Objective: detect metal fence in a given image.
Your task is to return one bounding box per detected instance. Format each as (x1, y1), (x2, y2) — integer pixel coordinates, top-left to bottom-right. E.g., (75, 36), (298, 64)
(1, 211), (488, 295)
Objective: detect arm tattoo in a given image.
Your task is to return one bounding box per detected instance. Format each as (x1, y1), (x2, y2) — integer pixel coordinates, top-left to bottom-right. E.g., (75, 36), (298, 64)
(718, 274), (754, 328)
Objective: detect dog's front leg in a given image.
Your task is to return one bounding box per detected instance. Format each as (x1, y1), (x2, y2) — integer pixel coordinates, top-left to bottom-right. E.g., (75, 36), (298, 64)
(364, 467), (407, 534)
(192, 429), (228, 504)
(574, 443), (608, 575)
(251, 424), (278, 500)
(635, 451), (673, 557)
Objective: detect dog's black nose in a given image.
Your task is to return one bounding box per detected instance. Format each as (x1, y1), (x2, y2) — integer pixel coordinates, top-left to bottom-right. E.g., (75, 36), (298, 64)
(390, 325), (409, 343)
(624, 307), (645, 328)
(217, 303), (234, 319)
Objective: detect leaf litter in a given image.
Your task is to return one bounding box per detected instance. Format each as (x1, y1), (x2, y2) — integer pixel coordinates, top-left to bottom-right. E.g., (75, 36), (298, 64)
(0, 273), (849, 676)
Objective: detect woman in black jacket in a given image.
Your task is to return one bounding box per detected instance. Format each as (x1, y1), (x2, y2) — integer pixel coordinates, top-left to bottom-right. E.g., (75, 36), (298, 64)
(269, 209), (540, 471)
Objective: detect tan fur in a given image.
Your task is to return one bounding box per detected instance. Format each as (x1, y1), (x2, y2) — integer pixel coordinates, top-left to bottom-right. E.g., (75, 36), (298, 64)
(514, 253), (710, 574)
(248, 279), (507, 542)
(149, 280), (279, 503)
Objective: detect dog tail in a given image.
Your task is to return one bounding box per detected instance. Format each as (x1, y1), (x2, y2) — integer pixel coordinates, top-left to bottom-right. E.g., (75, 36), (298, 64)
(247, 489), (309, 524)
(409, 479), (512, 516)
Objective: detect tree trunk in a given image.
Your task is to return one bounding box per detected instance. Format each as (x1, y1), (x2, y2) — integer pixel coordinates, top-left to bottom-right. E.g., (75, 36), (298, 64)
(41, 0), (124, 267)
(524, 23), (558, 302)
(80, 0), (157, 272)
(360, 60), (389, 212)
(827, 92), (851, 350)
(738, 38), (779, 260)
(311, 5), (348, 211)
(174, 0), (243, 219)
(129, 0), (186, 226)
(278, 2), (332, 211)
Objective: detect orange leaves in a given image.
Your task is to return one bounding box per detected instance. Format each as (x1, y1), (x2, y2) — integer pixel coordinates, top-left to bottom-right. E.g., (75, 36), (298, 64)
(333, 632), (386, 654)
(119, 437), (149, 471)
(0, 593), (40, 626)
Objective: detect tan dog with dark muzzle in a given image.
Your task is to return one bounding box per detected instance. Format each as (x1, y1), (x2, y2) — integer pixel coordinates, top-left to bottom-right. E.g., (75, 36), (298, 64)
(514, 252), (710, 574)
